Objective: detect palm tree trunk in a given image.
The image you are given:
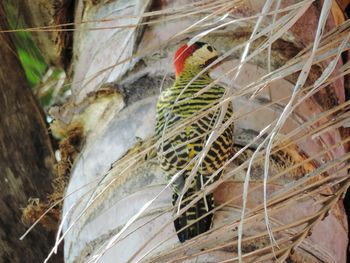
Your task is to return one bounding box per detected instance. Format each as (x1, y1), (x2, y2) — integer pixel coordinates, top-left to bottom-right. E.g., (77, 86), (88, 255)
(25, 0), (349, 262)
(0, 2), (61, 262)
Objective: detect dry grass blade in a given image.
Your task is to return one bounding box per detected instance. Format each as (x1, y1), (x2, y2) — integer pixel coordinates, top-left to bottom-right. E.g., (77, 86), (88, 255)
(256, 0), (332, 257)
(30, 0), (350, 262)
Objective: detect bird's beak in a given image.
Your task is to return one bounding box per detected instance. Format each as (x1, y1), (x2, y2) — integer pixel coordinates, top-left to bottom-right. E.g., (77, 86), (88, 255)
(216, 54), (236, 66)
(206, 55), (236, 71)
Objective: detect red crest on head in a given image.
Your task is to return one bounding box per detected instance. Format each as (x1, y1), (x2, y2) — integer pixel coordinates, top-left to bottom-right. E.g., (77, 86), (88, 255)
(174, 43), (197, 76)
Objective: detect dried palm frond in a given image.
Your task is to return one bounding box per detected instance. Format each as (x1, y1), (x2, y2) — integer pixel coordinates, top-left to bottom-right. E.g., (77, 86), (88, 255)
(15, 1), (350, 262)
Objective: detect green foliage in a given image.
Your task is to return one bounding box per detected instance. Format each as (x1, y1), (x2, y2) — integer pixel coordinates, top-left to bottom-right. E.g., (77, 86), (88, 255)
(4, 1), (68, 110)
(4, 1), (48, 87)
(17, 48), (47, 86)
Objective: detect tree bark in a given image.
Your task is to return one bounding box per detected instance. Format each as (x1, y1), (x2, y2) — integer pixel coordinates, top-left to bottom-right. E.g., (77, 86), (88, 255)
(28, 0), (348, 262)
(0, 3), (61, 262)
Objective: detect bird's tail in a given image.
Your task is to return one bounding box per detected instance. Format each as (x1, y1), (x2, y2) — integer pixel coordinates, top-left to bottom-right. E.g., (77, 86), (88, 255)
(172, 176), (214, 243)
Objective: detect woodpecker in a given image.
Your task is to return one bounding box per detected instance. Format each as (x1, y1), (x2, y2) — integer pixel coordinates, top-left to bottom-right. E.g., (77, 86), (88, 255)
(155, 42), (234, 242)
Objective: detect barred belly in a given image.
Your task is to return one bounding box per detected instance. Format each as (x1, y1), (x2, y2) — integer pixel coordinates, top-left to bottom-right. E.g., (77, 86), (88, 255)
(155, 73), (234, 242)
(156, 76), (234, 180)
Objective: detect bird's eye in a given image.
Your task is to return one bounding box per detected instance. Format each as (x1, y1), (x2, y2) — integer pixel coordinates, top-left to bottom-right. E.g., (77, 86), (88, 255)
(207, 46), (213, 52)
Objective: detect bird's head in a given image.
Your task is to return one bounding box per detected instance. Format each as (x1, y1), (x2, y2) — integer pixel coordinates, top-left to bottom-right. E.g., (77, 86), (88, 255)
(173, 42), (219, 77)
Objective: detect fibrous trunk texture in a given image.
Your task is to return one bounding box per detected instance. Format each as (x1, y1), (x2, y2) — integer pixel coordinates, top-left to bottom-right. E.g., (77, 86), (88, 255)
(0, 2), (60, 262)
(29, 0), (350, 262)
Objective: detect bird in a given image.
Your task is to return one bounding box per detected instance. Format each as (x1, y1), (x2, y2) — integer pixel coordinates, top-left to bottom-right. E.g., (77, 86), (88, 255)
(155, 41), (234, 242)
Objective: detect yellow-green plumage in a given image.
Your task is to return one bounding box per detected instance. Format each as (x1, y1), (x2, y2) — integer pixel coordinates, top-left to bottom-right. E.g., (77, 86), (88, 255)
(155, 42), (234, 242)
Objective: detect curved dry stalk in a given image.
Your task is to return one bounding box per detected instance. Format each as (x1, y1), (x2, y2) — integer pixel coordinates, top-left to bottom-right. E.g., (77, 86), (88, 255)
(256, 1), (332, 256)
(161, 169), (349, 262)
(32, 1), (350, 261)
(127, 126), (350, 262)
(142, 153), (349, 262)
(172, 1), (314, 213)
(22, 78), (334, 251)
(1, 0), (232, 33)
(129, 134), (350, 262)
(61, 0), (310, 97)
